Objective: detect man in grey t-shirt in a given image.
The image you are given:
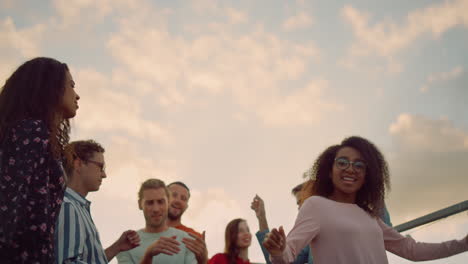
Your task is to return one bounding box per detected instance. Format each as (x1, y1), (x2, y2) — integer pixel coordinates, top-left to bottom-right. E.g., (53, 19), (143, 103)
(117, 179), (196, 264)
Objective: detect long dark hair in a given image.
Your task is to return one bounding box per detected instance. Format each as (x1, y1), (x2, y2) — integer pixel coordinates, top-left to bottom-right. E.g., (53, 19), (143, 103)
(224, 218), (245, 264)
(310, 136), (390, 217)
(0, 57), (71, 158)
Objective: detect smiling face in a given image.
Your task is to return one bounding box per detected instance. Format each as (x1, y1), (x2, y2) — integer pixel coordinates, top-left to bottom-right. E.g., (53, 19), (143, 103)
(168, 184), (189, 221)
(330, 146), (366, 202)
(235, 221), (252, 249)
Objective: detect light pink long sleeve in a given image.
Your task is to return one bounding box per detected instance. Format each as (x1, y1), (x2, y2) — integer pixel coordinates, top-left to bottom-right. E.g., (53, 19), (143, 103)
(271, 196), (467, 264)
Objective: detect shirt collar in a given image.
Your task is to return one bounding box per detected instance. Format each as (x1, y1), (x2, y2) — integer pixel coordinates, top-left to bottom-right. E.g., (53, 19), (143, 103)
(65, 187), (91, 207)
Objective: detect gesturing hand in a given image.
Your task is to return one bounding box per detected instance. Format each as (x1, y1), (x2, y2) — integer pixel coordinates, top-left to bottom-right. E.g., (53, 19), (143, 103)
(183, 231), (208, 264)
(250, 194), (266, 218)
(263, 226), (286, 256)
(116, 230), (141, 252)
(146, 236), (181, 257)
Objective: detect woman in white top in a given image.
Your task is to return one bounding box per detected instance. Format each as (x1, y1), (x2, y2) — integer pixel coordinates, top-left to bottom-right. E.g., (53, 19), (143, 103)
(263, 136), (467, 264)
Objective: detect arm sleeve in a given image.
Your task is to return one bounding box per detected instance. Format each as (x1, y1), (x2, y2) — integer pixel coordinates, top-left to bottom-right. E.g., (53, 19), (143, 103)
(271, 197), (320, 264)
(256, 229), (272, 264)
(117, 250), (135, 264)
(380, 219), (468, 261)
(292, 246), (310, 264)
(0, 120), (60, 262)
(56, 202), (87, 264)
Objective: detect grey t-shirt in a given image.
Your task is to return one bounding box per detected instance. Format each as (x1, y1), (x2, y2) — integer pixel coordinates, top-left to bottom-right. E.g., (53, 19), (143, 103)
(117, 227), (196, 264)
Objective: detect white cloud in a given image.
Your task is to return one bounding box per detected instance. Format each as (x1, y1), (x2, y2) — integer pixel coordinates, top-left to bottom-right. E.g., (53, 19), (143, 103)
(0, 17), (44, 58)
(386, 114), (468, 232)
(51, 0), (149, 28)
(106, 8), (330, 126)
(282, 12), (314, 31)
(341, 0), (468, 72)
(420, 66), (464, 92)
(226, 7), (248, 24)
(73, 68), (172, 145)
(258, 80), (344, 126)
(389, 113), (468, 152)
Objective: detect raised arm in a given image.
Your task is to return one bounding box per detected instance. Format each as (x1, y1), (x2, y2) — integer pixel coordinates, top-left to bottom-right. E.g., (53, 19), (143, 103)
(265, 197), (321, 264)
(251, 194), (272, 264)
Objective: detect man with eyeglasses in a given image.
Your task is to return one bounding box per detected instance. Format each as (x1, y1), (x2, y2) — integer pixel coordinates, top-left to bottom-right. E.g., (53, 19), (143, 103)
(55, 140), (140, 264)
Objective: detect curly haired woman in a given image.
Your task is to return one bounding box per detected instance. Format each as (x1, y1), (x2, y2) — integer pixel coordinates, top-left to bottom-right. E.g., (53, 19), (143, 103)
(263, 136), (468, 264)
(0, 57), (80, 263)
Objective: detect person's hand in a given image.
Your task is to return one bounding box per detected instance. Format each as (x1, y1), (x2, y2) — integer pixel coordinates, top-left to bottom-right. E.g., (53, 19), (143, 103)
(251, 194), (266, 219)
(183, 231), (208, 264)
(262, 226), (286, 256)
(145, 236), (181, 257)
(115, 230), (141, 252)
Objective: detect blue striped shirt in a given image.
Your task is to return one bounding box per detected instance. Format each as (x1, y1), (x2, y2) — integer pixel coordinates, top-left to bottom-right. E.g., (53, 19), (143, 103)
(55, 188), (108, 264)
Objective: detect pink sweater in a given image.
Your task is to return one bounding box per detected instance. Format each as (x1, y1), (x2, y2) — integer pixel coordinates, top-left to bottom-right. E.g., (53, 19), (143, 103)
(271, 196), (467, 264)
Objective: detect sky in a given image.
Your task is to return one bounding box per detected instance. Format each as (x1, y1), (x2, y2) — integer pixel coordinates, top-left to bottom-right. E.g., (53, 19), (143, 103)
(1, 0), (467, 263)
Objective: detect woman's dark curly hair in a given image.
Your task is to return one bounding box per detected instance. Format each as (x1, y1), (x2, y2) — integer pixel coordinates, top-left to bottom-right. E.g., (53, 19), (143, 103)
(310, 136), (390, 217)
(0, 57), (71, 158)
(224, 218), (246, 264)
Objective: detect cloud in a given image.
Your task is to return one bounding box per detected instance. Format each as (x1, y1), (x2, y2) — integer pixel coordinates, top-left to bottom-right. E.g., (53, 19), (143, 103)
(0, 17), (44, 58)
(106, 6), (331, 127)
(282, 12), (314, 31)
(0, 17), (47, 86)
(389, 113), (468, 152)
(341, 0), (468, 72)
(420, 66), (464, 92)
(51, 0), (148, 28)
(226, 8), (248, 24)
(258, 80), (344, 126)
(386, 114), (468, 228)
(73, 68), (172, 145)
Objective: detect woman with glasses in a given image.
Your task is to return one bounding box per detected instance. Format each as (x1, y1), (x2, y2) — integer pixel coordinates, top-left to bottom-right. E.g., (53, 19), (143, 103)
(263, 136), (468, 264)
(209, 218), (252, 264)
(0, 57), (80, 263)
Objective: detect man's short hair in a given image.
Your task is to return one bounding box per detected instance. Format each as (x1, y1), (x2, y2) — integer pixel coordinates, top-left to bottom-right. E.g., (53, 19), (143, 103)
(291, 183), (304, 195)
(138, 179), (170, 206)
(64, 139), (105, 176)
(168, 181), (191, 198)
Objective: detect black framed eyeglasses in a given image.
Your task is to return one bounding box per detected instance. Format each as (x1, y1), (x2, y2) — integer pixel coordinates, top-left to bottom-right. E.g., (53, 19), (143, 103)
(87, 160), (105, 172)
(334, 157), (366, 173)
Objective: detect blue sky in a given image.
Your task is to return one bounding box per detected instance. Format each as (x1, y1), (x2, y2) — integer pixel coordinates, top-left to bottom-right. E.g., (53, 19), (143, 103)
(1, 0), (467, 263)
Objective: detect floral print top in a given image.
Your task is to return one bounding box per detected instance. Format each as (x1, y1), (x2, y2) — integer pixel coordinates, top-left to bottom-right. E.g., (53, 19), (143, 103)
(0, 119), (66, 264)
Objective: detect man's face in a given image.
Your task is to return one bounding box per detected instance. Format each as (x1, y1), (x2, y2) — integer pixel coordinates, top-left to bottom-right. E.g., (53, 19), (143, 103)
(168, 184), (189, 221)
(79, 152), (106, 193)
(140, 188), (169, 229)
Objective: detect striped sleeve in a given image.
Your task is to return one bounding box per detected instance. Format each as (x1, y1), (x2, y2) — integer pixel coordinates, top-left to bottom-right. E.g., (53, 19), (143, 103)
(56, 202), (87, 263)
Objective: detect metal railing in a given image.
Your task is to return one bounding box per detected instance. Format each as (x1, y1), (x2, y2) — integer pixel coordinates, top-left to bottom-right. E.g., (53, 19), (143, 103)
(394, 200), (468, 232)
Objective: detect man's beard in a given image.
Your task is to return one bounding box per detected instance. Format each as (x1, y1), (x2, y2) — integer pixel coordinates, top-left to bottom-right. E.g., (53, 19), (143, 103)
(168, 209), (182, 221)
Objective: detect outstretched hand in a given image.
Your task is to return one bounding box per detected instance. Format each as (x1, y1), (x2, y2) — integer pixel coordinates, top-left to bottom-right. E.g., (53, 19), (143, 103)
(263, 226), (286, 256)
(183, 231), (208, 264)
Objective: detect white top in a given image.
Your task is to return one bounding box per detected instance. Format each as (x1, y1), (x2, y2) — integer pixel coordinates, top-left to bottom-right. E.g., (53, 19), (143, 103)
(271, 196), (468, 264)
